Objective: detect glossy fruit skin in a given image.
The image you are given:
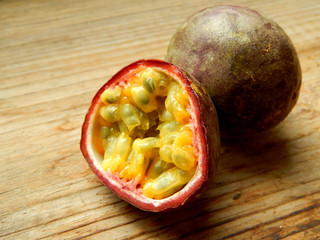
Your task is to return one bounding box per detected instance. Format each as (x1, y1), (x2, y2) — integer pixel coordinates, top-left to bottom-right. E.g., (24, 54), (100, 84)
(166, 5), (302, 137)
(80, 59), (220, 212)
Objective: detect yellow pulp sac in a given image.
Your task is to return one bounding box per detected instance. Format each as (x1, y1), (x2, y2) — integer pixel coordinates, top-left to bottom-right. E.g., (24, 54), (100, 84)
(93, 67), (197, 199)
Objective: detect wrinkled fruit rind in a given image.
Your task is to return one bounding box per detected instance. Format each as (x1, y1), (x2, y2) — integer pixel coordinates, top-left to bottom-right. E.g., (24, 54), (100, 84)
(80, 59), (220, 212)
(166, 5), (302, 137)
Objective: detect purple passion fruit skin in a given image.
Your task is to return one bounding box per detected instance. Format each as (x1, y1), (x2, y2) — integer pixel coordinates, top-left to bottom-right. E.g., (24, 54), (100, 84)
(166, 5), (302, 137)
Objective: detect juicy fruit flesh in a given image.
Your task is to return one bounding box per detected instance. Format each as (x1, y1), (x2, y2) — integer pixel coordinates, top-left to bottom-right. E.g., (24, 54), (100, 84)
(92, 67), (197, 200)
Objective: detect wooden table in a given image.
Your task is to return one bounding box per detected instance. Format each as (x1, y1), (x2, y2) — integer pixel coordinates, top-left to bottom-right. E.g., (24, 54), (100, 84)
(1, 0), (319, 239)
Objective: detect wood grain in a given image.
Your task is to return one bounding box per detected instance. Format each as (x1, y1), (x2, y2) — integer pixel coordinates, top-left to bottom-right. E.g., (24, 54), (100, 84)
(1, 0), (319, 239)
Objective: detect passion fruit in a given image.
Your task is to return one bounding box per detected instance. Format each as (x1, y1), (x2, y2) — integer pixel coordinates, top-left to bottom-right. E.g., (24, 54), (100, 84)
(166, 5), (302, 137)
(80, 59), (220, 212)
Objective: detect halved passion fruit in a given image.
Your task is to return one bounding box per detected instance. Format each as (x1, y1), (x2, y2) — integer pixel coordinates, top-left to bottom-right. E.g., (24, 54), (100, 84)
(80, 59), (220, 212)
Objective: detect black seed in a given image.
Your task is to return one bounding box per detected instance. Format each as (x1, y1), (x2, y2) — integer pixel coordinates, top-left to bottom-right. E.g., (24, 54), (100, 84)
(143, 77), (156, 93)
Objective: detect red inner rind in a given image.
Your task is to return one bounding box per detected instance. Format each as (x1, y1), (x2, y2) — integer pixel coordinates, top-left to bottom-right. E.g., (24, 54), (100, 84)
(80, 59), (219, 212)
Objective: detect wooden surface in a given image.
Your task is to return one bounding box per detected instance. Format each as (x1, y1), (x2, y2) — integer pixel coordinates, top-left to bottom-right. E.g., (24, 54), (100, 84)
(1, 0), (319, 239)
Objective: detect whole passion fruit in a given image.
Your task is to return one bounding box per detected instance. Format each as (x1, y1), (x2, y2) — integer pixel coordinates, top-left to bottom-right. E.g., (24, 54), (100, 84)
(166, 5), (302, 137)
(80, 59), (220, 212)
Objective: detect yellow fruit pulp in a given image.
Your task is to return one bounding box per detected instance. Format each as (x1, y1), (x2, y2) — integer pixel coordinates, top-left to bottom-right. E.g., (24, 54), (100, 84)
(93, 67), (197, 199)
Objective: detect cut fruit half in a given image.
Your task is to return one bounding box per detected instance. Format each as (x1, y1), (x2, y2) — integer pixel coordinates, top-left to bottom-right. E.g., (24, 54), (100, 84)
(80, 59), (220, 212)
